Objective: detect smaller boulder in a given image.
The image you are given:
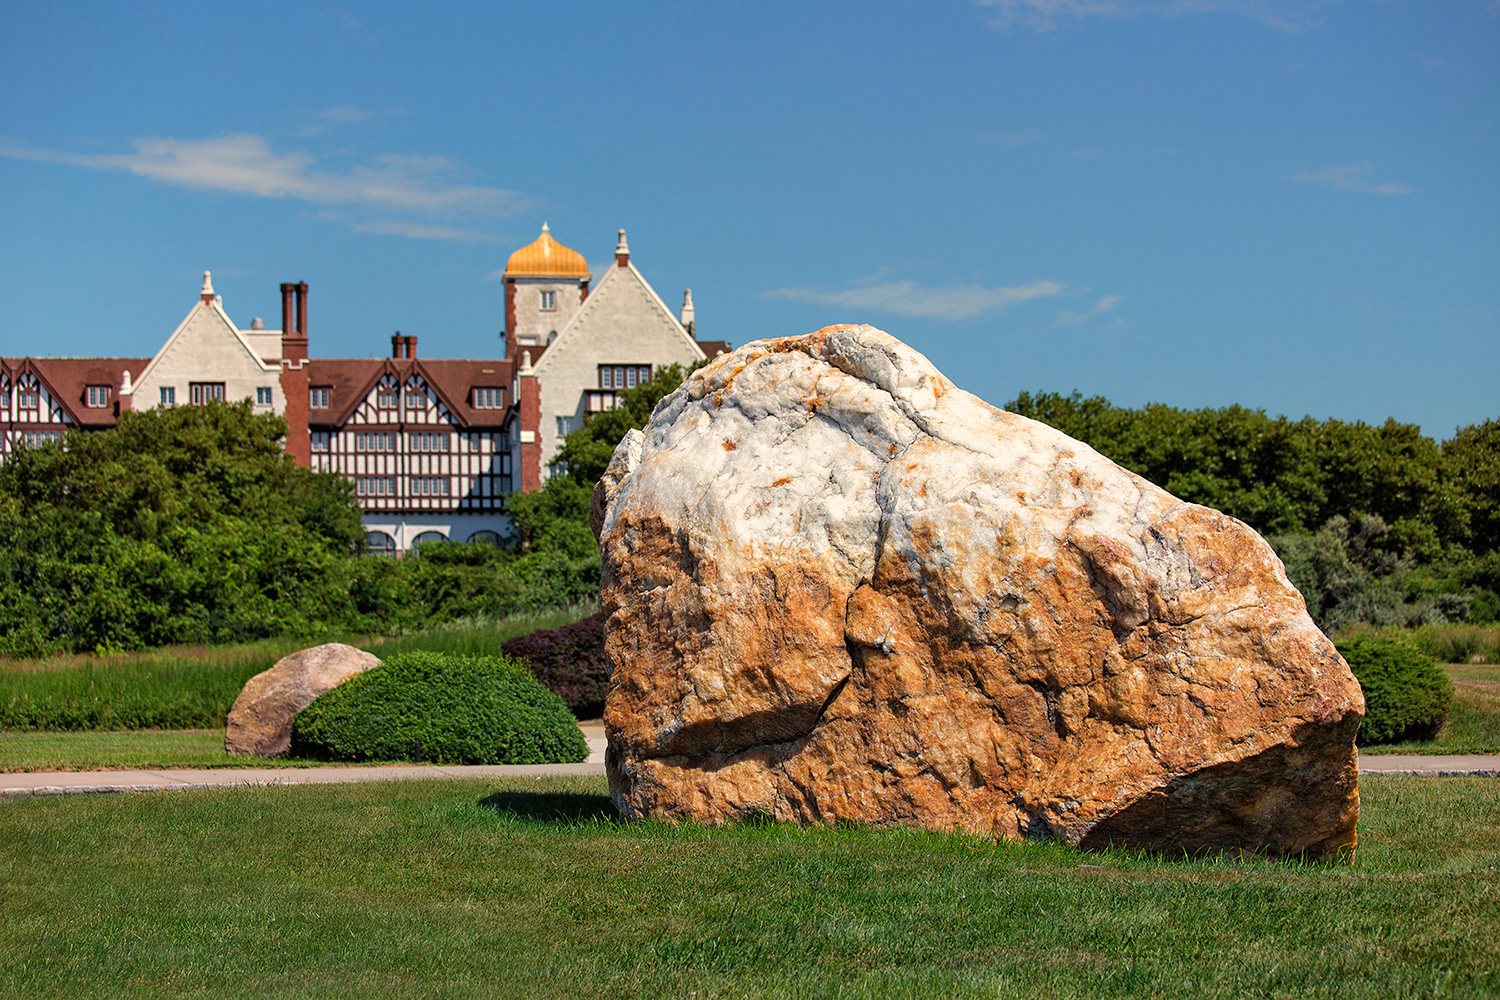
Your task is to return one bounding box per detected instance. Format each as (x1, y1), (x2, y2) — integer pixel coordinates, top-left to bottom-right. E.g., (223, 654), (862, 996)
(226, 643), (381, 757)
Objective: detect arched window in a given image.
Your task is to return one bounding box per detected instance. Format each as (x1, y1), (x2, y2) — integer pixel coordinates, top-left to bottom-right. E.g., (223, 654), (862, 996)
(365, 531), (398, 556)
(467, 529), (501, 546)
(410, 530), (447, 555)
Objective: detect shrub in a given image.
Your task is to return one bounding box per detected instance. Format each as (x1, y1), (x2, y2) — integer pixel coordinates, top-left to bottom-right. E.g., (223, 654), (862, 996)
(501, 611), (610, 717)
(289, 651), (587, 764)
(1335, 637), (1455, 745)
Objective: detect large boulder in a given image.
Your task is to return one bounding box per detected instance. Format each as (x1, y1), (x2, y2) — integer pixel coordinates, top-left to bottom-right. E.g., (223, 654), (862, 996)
(593, 325), (1364, 859)
(225, 643), (381, 757)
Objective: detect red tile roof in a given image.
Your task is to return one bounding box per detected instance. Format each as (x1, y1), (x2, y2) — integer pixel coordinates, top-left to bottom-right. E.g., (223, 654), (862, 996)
(305, 357), (521, 429)
(2, 358), (150, 428)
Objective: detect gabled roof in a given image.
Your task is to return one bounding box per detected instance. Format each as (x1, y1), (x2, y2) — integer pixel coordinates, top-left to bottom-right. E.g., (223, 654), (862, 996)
(1, 357), (150, 428)
(535, 259), (704, 375)
(133, 297), (279, 392)
(304, 357), (519, 429)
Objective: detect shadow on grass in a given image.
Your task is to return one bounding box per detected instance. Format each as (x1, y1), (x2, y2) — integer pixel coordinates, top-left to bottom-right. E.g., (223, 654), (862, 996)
(478, 790), (621, 824)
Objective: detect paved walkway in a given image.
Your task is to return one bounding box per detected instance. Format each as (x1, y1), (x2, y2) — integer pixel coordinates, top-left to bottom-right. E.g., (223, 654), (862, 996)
(3, 743), (1496, 797)
(2, 729), (608, 796)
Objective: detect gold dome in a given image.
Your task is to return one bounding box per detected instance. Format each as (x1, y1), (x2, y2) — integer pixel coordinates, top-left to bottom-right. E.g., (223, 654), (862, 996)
(503, 223), (590, 279)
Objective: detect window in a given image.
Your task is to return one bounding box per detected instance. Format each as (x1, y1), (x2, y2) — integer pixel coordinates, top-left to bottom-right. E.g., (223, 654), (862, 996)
(356, 476), (395, 496)
(411, 476), (450, 496)
(409, 432), (449, 452)
(190, 382), (226, 405)
(411, 530), (447, 548)
(310, 387), (330, 409)
(472, 387), (505, 409)
(18, 389), (39, 409)
(365, 531), (398, 556)
(378, 389), (400, 408)
(468, 529), (501, 545)
(21, 430), (61, 448)
(310, 431), (331, 452)
(556, 416), (571, 438)
(598, 364), (651, 389)
(160, 386), (176, 406)
(356, 432), (396, 452)
(405, 387), (426, 408)
(85, 386), (109, 408)
(539, 289), (557, 310)
(256, 386), (273, 405)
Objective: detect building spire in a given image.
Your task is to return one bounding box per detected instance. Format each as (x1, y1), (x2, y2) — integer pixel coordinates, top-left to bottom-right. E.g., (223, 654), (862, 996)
(200, 270), (215, 303)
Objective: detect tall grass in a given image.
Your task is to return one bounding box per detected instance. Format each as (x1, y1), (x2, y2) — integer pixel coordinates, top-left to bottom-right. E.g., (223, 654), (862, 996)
(1337, 622), (1500, 664)
(0, 602), (597, 732)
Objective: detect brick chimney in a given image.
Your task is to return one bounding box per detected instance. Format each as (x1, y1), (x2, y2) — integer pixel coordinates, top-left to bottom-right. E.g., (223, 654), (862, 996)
(615, 229), (630, 268)
(279, 281), (311, 467)
(390, 334), (417, 359)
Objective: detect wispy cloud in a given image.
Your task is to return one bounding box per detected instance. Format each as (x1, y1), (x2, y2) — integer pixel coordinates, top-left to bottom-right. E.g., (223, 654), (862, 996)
(765, 278), (1066, 321)
(350, 220), (507, 243)
(976, 0), (1339, 34)
(299, 105), (377, 136)
(0, 134), (527, 217)
(1286, 163), (1412, 196)
(1056, 294), (1123, 325)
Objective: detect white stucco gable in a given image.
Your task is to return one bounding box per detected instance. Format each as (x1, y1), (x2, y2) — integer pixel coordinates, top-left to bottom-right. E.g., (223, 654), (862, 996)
(534, 260), (704, 377)
(128, 273), (285, 413)
(528, 252), (706, 479)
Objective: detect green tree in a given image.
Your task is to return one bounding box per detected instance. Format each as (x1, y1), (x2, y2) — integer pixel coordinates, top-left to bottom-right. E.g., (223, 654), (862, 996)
(0, 401), (364, 655)
(552, 362), (697, 484)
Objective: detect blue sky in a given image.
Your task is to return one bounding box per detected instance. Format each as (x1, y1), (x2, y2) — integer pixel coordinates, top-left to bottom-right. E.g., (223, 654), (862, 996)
(1, 0), (1495, 438)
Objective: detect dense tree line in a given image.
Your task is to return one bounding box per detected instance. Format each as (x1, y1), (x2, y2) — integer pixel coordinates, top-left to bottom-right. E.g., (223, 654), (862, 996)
(0, 402), (597, 656)
(1007, 391), (1498, 628)
(4, 375), (1490, 656)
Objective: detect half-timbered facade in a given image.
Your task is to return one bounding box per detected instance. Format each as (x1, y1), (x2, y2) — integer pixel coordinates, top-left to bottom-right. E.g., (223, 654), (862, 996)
(304, 349), (516, 550)
(5, 225), (729, 553)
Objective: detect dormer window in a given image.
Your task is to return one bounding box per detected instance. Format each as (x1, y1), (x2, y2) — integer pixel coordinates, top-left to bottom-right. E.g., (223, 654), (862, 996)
(405, 386), (426, 408)
(18, 381), (39, 409)
(310, 387), (330, 409)
(86, 386), (110, 408)
(539, 290), (557, 311)
(472, 387), (505, 409)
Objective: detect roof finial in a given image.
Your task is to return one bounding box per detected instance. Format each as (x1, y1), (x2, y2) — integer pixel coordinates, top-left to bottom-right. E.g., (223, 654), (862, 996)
(680, 288), (695, 333)
(615, 228), (630, 268)
(200, 270), (215, 303)
(540, 221), (550, 235)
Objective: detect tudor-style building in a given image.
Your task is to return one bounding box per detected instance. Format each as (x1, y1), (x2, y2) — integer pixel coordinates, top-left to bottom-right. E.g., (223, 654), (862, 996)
(1, 226), (730, 553)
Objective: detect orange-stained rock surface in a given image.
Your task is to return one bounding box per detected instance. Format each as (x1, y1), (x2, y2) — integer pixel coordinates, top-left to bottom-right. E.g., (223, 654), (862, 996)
(593, 325), (1364, 859)
(225, 643), (381, 757)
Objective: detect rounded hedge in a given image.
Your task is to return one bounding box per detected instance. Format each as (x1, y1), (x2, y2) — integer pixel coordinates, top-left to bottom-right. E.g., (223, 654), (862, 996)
(289, 651), (588, 764)
(1335, 636), (1455, 745)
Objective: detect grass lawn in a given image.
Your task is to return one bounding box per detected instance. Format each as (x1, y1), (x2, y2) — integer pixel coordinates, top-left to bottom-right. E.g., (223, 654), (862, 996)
(1362, 663), (1500, 755)
(2, 775), (1497, 999)
(0, 729), (389, 772)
